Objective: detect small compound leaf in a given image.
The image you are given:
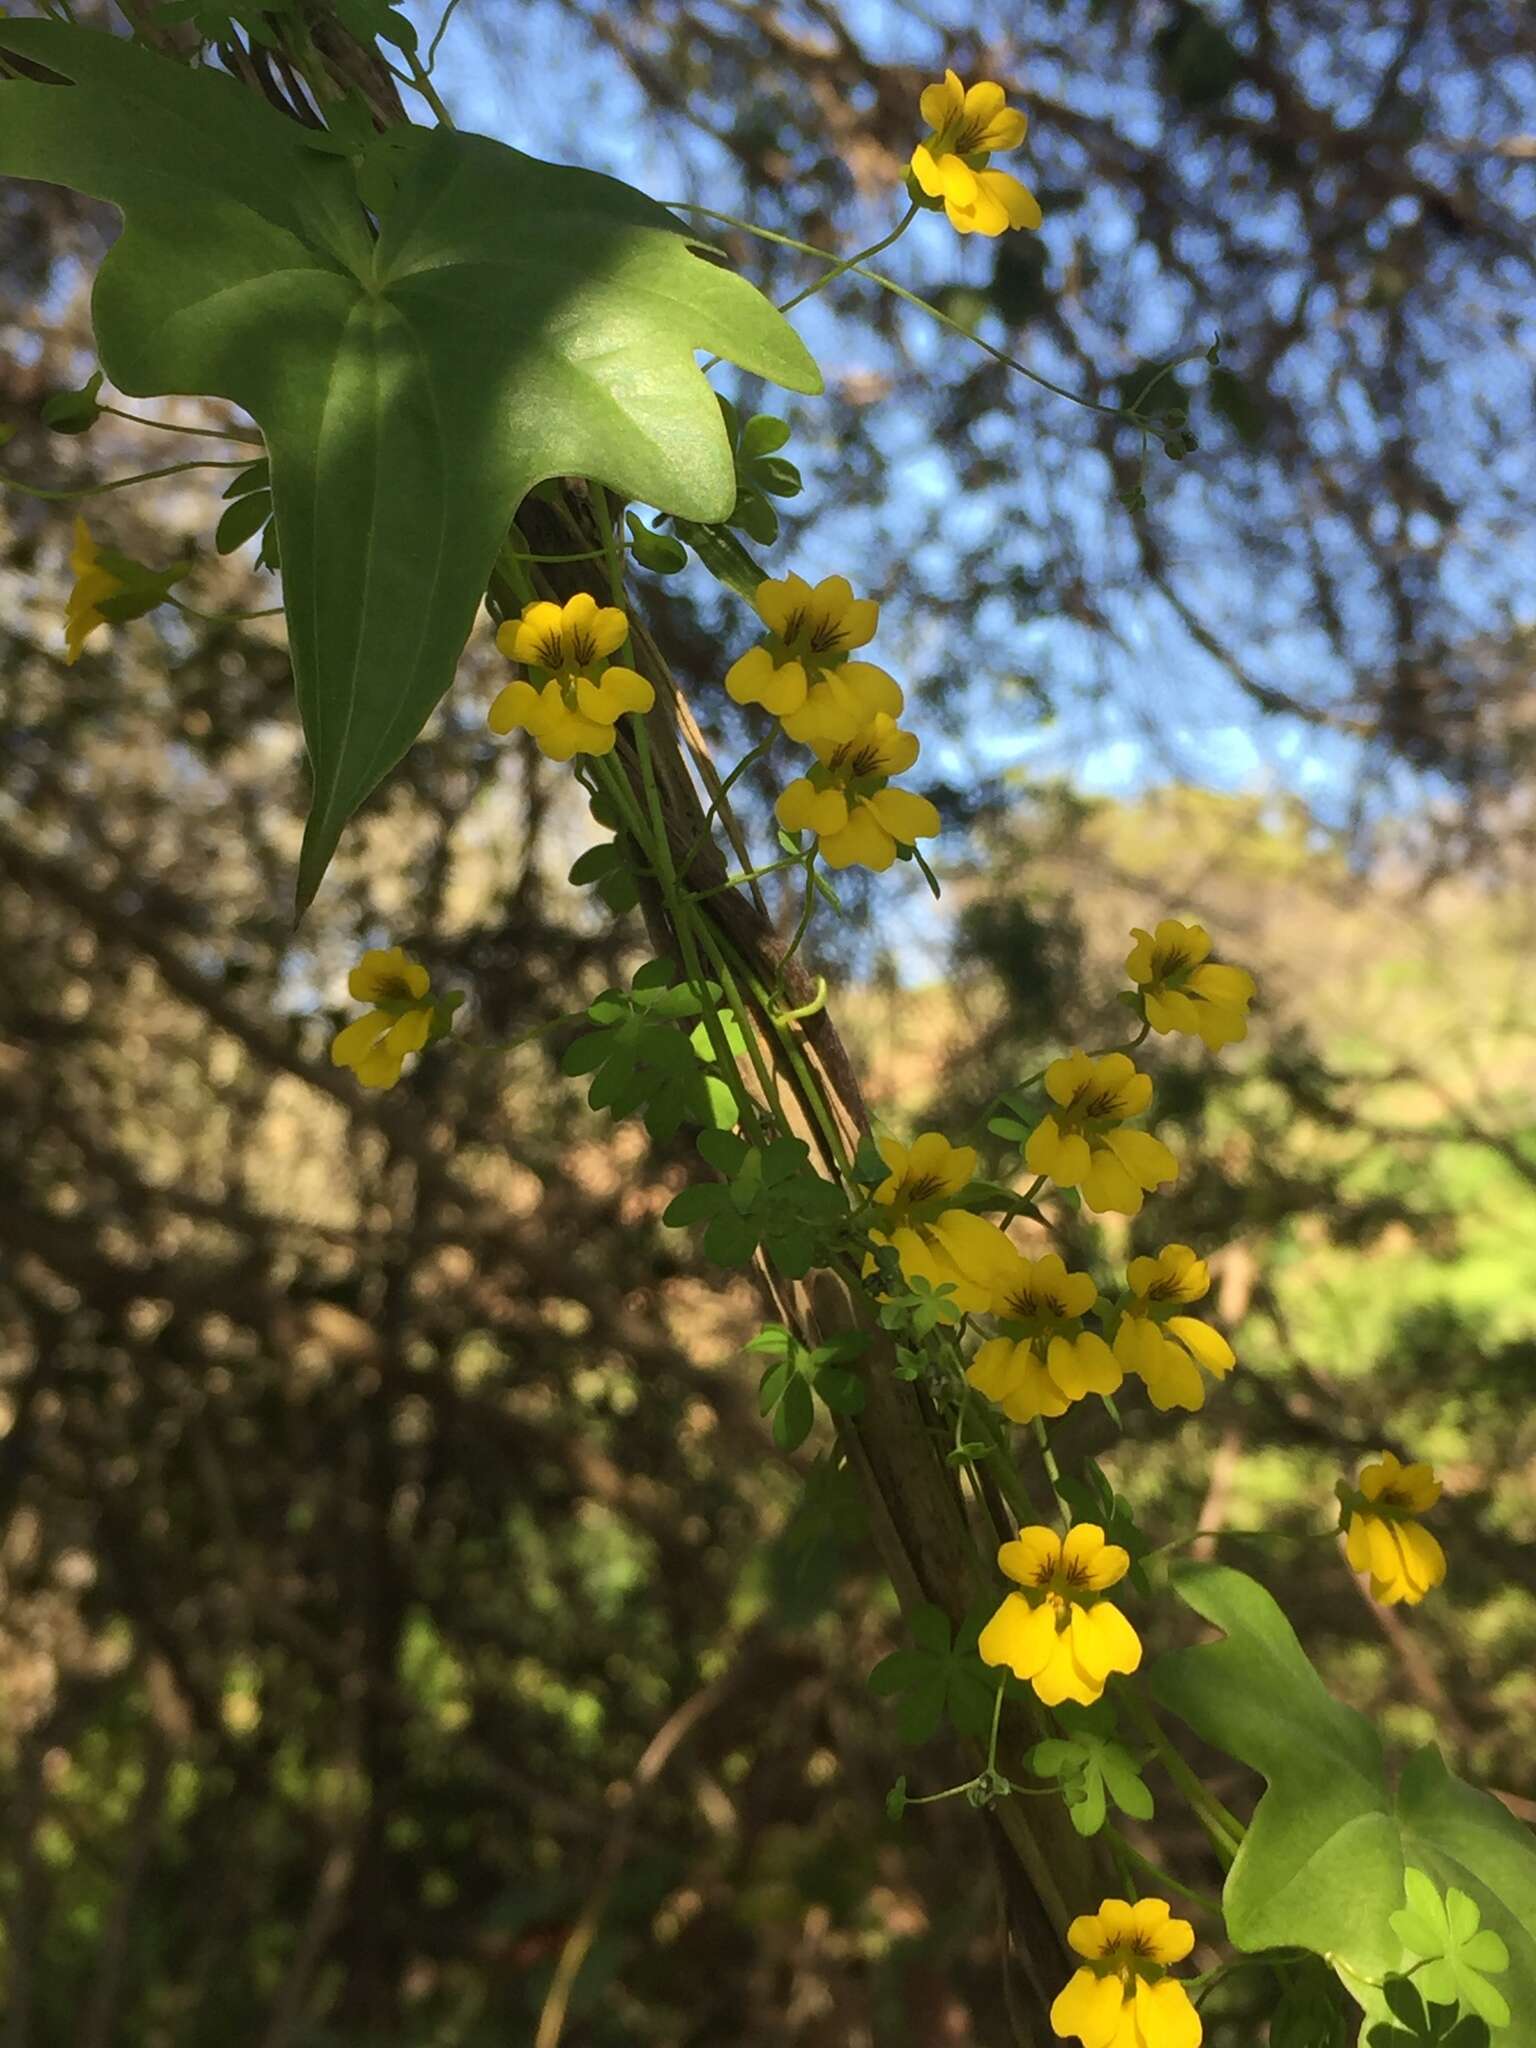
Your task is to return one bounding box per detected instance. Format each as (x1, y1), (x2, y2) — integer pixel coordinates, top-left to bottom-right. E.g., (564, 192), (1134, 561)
(771, 1373), (814, 1453)
(214, 486), (272, 554)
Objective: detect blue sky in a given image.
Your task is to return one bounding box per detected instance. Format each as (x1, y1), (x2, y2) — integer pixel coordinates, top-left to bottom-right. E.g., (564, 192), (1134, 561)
(399, 0), (1535, 836)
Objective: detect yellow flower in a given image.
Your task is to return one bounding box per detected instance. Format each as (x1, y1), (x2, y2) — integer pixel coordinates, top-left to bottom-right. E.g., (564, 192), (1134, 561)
(1342, 1451), (1447, 1606)
(1051, 1897), (1201, 2048)
(64, 517), (129, 664)
(872, 1208), (1012, 1317)
(780, 658), (904, 744)
(1126, 920), (1255, 1051)
(910, 70), (1042, 239)
(1024, 1051), (1178, 1215)
(966, 1247), (1121, 1424)
(978, 1525), (1141, 1707)
(490, 593), (654, 761)
(871, 1131), (977, 1220)
(725, 572), (880, 717)
(330, 945), (448, 1090)
(1112, 1245), (1234, 1411)
(863, 1132), (1000, 1311)
(775, 684), (940, 872)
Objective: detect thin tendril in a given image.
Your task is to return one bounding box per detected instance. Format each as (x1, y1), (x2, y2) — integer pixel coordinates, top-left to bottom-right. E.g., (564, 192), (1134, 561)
(0, 457), (253, 502)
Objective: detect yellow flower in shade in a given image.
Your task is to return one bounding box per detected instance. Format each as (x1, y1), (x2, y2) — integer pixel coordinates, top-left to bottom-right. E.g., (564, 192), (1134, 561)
(910, 70), (1042, 239)
(775, 682), (940, 872)
(864, 1130), (1002, 1312)
(1112, 1245), (1235, 1412)
(331, 946), (448, 1091)
(64, 517), (129, 664)
(978, 1525), (1141, 1707)
(1025, 1050), (1178, 1215)
(725, 572), (880, 717)
(873, 1209), (1012, 1317)
(1126, 920), (1256, 1051)
(490, 593), (654, 761)
(1051, 1898), (1201, 2048)
(1341, 1451), (1447, 1606)
(871, 1131), (977, 1220)
(966, 1247), (1121, 1424)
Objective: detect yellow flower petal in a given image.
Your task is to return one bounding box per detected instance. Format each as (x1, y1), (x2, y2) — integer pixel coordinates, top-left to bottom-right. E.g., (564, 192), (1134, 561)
(331, 1011), (391, 1068)
(778, 778), (849, 839)
(726, 643), (808, 715)
(976, 167), (1042, 231)
(1132, 1976), (1203, 2048)
(508, 599), (567, 669)
(819, 801), (896, 871)
(1138, 1336), (1208, 1413)
(576, 664), (654, 722)
(1080, 1145), (1146, 1216)
(864, 785), (941, 847)
(1396, 1518), (1447, 1596)
(1166, 1317), (1235, 1377)
(997, 1526), (1060, 1586)
(1043, 1051), (1093, 1107)
(977, 1590), (1057, 1678)
(1100, 1127), (1178, 1191)
(751, 572), (810, 637)
(488, 678), (543, 736)
(918, 69), (965, 133)
(1050, 1965), (1125, 2048)
(1049, 1332), (1121, 1401)
(780, 661), (903, 742)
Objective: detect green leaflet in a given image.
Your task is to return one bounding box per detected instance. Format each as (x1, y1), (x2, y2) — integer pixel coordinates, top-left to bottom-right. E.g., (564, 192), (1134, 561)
(1151, 1566), (1536, 2041)
(0, 23), (819, 907)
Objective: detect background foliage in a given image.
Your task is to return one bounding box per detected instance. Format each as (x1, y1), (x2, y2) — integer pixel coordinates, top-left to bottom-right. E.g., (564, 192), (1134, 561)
(1, 1), (1534, 2042)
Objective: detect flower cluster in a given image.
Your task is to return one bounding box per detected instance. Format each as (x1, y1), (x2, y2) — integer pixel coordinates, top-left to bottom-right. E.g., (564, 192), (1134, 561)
(330, 946), (459, 1090)
(1339, 1450), (1448, 1606)
(1051, 1898), (1203, 2048)
(489, 592), (654, 761)
(910, 70), (1042, 239)
(724, 569), (940, 873)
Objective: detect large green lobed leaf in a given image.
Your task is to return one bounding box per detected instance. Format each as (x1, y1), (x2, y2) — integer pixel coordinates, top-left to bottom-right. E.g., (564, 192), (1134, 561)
(1151, 1565), (1536, 2040)
(0, 23), (819, 905)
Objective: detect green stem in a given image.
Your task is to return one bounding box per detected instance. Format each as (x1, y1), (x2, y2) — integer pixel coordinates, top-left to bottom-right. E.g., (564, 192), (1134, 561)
(1032, 1417), (1068, 1524)
(100, 405), (262, 444)
(776, 202), (919, 315)
(590, 490), (767, 1139)
(711, 929), (847, 1169)
(1, 457), (253, 502)
(665, 204), (1133, 422)
(425, 0), (467, 71)
(679, 737), (774, 871)
(986, 1668), (1007, 1776)
(1101, 1825), (1224, 1918)
(398, 40), (456, 127)
(1117, 1688), (1245, 1865)
(776, 853), (820, 985)
(1143, 1527), (1328, 1565)
(170, 598), (284, 624)
(943, 1367), (1039, 1528)
(686, 852), (805, 900)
